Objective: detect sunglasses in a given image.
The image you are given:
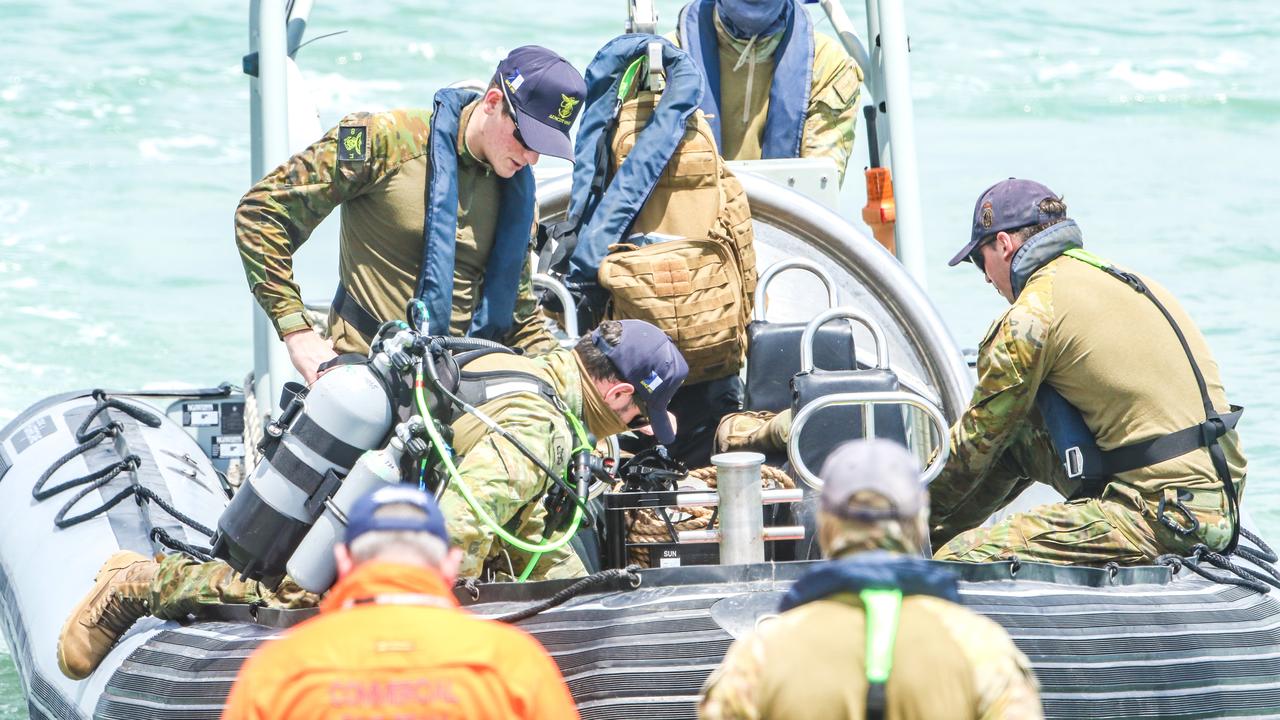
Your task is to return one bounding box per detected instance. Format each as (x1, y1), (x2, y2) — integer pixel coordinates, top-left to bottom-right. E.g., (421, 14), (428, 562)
(969, 238), (994, 273)
(496, 77), (533, 152)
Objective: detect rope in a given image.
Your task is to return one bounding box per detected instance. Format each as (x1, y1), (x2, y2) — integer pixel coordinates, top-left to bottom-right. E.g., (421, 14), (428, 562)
(152, 527), (215, 562)
(624, 464), (796, 565)
(31, 390), (217, 562)
(1156, 542), (1278, 595)
(241, 371), (263, 478)
(494, 566), (642, 624)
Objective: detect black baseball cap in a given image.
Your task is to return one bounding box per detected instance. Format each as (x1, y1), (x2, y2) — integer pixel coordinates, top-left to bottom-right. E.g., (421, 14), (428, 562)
(592, 320), (689, 445)
(947, 178), (1066, 266)
(344, 485), (449, 546)
(494, 46), (586, 161)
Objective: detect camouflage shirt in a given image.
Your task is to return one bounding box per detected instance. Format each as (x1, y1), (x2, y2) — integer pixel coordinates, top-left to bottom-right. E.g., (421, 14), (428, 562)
(234, 103), (557, 355)
(930, 253), (1247, 541)
(668, 13), (863, 182)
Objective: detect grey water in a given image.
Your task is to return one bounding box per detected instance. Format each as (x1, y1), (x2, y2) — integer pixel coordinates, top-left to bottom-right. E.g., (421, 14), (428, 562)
(1, 1), (1277, 715)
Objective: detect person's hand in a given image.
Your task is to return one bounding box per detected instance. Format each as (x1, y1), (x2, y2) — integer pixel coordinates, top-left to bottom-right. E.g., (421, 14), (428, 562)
(283, 329), (338, 385)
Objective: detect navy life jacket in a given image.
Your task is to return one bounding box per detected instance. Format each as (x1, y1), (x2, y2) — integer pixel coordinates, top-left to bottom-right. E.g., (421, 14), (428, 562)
(333, 89), (535, 343)
(677, 0), (814, 158)
(1011, 223), (1243, 550)
(548, 34), (706, 289)
(781, 552), (959, 720)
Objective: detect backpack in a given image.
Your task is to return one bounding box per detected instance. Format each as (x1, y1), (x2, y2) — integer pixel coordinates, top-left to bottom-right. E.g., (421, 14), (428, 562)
(596, 89), (757, 384)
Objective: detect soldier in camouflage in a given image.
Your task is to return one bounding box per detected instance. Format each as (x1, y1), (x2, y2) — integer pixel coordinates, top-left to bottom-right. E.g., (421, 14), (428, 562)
(699, 440), (1042, 720)
(236, 46), (586, 383)
(930, 179), (1247, 565)
(670, 0), (863, 183)
(56, 320), (688, 680)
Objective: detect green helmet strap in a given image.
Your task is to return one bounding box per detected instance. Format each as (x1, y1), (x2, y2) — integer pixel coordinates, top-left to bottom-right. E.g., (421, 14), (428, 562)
(861, 588), (903, 720)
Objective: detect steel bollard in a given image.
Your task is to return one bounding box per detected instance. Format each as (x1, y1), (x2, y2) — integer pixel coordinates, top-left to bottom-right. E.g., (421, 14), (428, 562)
(713, 451), (766, 565)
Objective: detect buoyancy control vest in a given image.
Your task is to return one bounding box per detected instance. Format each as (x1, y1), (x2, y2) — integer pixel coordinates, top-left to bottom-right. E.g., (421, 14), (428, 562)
(677, 0), (814, 158)
(550, 34), (757, 385)
(332, 88), (535, 343)
(780, 553), (960, 720)
(1013, 223), (1244, 551)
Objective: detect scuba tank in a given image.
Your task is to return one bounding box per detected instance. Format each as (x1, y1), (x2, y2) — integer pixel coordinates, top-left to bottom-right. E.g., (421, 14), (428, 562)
(285, 422), (419, 593)
(210, 327), (504, 588)
(210, 334), (410, 587)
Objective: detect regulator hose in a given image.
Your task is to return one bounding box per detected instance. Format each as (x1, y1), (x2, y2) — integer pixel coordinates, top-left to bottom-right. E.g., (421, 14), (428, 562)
(413, 361), (586, 564)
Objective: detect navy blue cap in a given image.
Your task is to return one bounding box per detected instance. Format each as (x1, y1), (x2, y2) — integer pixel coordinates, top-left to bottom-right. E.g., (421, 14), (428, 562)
(344, 485), (449, 546)
(593, 320), (689, 445)
(947, 178), (1066, 266)
(495, 46), (586, 161)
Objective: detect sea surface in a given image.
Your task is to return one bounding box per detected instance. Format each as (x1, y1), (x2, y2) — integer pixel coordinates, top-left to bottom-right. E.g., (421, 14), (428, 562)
(1, 1), (1278, 715)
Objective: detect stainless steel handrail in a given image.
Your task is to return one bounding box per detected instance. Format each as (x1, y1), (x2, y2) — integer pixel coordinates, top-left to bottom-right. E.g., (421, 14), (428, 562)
(753, 258), (839, 322)
(532, 272), (580, 344)
(800, 307), (889, 371)
(788, 391), (950, 490)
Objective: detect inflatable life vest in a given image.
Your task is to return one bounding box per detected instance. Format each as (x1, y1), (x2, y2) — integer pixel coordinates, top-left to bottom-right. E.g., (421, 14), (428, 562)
(1016, 225), (1244, 551)
(676, 0), (814, 159)
(552, 35), (756, 385)
(332, 88), (536, 343)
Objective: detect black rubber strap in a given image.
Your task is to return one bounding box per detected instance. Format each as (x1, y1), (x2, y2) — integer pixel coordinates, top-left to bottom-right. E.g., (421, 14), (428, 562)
(866, 681), (887, 720)
(1100, 407), (1242, 474)
(261, 439), (327, 497)
(290, 414), (365, 469)
(1097, 265), (1242, 552)
(331, 283), (381, 343)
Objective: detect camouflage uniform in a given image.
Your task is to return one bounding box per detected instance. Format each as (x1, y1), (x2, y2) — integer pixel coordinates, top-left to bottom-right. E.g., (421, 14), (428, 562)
(149, 554), (319, 620)
(931, 251), (1246, 565)
(438, 348), (590, 581)
(235, 103), (557, 355)
(148, 349), (596, 616)
(668, 12), (863, 182)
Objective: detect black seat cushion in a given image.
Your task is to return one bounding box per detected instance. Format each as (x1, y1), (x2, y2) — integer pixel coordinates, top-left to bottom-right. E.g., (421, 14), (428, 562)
(744, 321), (858, 412)
(790, 368), (906, 474)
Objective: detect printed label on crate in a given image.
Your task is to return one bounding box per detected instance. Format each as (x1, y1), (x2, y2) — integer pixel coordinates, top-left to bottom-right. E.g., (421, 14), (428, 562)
(211, 434), (245, 458)
(659, 549), (682, 568)
(183, 403), (220, 427)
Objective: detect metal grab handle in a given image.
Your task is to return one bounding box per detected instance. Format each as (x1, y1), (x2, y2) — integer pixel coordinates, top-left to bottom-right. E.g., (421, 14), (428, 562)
(753, 258), (839, 322)
(799, 307), (889, 372)
(533, 273), (579, 344)
(787, 391), (950, 490)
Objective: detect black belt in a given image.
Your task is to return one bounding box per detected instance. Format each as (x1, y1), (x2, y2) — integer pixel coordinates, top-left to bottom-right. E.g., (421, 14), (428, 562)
(331, 283), (381, 343)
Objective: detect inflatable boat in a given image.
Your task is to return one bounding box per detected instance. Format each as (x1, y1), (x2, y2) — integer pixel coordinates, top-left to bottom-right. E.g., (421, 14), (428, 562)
(4, 2), (1278, 719)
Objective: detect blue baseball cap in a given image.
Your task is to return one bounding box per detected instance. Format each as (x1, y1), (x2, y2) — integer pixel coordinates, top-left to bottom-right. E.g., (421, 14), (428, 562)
(947, 178), (1066, 266)
(495, 46), (586, 161)
(344, 485), (449, 546)
(593, 320), (689, 445)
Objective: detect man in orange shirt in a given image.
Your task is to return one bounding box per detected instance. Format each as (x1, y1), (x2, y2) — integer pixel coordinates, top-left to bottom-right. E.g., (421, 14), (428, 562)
(221, 485), (578, 720)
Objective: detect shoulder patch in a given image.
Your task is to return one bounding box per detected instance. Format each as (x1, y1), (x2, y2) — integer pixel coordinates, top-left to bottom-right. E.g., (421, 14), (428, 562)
(337, 124), (368, 162)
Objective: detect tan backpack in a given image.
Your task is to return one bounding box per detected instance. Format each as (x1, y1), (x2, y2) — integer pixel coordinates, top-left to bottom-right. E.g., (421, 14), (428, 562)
(596, 91), (757, 385)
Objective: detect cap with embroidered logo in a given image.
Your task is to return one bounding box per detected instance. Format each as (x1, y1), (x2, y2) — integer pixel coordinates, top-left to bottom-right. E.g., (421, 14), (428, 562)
(494, 46), (586, 161)
(948, 178), (1066, 267)
(592, 320), (689, 445)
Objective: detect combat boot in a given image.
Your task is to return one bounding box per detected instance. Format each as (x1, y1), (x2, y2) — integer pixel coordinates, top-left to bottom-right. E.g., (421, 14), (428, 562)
(715, 410), (789, 454)
(57, 550), (158, 680)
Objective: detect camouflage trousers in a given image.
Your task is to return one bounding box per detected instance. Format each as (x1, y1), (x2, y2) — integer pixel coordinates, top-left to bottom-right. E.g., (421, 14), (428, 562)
(150, 555), (320, 621)
(439, 476), (587, 583)
(934, 485), (1235, 566)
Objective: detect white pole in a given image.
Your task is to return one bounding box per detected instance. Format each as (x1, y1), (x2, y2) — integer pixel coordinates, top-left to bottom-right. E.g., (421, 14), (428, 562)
(249, 0), (295, 422)
(875, 0), (928, 287)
